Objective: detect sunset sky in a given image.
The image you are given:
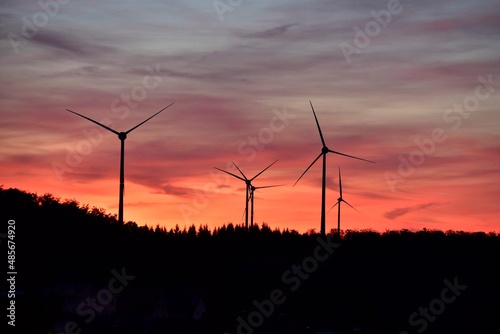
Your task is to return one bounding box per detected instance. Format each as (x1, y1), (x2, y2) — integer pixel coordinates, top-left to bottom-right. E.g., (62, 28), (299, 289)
(1, 0), (499, 233)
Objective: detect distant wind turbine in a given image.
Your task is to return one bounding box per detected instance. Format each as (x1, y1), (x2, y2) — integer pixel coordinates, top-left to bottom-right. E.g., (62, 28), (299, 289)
(214, 160), (278, 229)
(329, 168), (358, 237)
(293, 100), (373, 236)
(248, 184), (283, 227)
(65, 102), (175, 224)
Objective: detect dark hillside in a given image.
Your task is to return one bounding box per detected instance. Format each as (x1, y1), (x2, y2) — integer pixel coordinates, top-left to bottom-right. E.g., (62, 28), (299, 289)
(1, 187), (499, 333)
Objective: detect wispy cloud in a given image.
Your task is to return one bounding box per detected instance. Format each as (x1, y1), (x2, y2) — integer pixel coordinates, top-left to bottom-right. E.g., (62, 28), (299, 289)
(384, 203), (436, 220)
(245, 24), (296, 38)
(32, 29), (116, 57)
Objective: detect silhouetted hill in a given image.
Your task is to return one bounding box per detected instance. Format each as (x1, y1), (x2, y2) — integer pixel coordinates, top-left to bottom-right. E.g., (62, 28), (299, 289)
(1, 187), (499, 333)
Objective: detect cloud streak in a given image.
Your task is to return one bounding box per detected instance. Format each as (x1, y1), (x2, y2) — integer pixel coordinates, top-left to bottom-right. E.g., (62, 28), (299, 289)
(384, 203), (436, 220)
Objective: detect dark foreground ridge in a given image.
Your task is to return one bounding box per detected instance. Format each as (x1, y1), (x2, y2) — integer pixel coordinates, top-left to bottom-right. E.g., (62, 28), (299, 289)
(1, 187), (499, 333)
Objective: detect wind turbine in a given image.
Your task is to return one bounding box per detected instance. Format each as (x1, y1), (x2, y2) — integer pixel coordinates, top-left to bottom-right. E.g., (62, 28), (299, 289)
(65, 102), (175, 224)
(329, 168), (358, 237)
(248, 184), (283, 227)
(293, 100), (373, 236)
(214, 159), (278, 229)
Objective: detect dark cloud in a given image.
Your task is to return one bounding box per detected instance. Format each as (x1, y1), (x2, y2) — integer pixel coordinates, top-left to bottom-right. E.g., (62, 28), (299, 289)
(153, 184), (198, 197)
(245, 24), (296, 38)
(31, 29), (116, 57)
(384, 203), (436, 220)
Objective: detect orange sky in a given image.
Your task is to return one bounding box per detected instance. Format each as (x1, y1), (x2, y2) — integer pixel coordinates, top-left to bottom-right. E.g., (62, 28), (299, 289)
(1, 1), (499, 233)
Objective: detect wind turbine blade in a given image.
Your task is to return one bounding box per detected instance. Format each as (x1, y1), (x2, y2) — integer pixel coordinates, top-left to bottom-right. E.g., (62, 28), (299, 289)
(309, 100), (326, 147)
(254, 184), (284, 190)
(213, 167), (246, 182)
(342, 199), (359, 212)
(231, 161), (248, 180)
(328, 201), (339, 212)
(250, 159), (279, 181)
(243, 188), (252, 218)
(328, 149), (375, 163)
(124, 102), (174, 134)
(66, 109), (119, 135)
(293, 153), (322, 187)
(339, 167), (342, 198)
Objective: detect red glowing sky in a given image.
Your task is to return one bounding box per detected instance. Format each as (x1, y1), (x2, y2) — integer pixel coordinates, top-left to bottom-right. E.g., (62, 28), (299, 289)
(1, 1), (499, 233)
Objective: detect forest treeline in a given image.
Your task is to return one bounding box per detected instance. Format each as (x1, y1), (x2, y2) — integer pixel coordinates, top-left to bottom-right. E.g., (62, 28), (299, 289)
(1, 187), (499, 333)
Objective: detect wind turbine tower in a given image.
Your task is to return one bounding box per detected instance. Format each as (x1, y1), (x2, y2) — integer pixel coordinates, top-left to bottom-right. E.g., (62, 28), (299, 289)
(214, 160), (278, 229)
(330, 168), (359, 236)
(294, 101), (373, 235)
(65, 102), (174, 224)
(248, 184), (283, 227)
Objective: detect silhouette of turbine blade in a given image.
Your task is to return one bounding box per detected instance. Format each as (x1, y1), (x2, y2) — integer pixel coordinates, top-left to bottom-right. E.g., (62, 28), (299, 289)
(250, 159), (279, 181)
(213, 167), (246, 182)
(243, 187), (253, 218)
(66, 109), (119, 135)
(342, 199), (359, 212)
(293, 152), (322, 187)
(309, 100), (326, 147)
(247, 188), (253, 203)
(125, 102), (174, 134)
(329, 201), (339, 212)
(255, 184), (284, 190)
(241, 191), (253, 218)
(339, 168), (343, 197)
(231, 162), (248, 180)
(328, 149), (375, 163)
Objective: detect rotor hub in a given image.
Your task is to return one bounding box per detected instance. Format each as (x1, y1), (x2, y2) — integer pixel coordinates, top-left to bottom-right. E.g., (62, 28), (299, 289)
(322, 146), (329, 154)
(118, 132), (127, 140)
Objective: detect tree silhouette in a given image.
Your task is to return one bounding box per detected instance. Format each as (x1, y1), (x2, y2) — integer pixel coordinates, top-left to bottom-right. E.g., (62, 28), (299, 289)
(1, 186), (499, 333)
